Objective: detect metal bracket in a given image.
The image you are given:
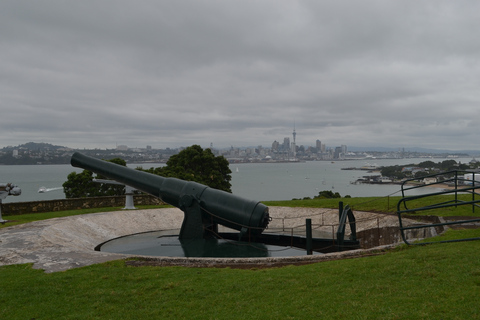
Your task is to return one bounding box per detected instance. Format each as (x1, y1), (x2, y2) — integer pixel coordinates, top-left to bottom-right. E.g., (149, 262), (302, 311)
(178, 195), (218, 240)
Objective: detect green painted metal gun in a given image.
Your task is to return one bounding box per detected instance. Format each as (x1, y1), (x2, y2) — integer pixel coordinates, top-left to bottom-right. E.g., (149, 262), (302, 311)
(71, 152), (270, 239)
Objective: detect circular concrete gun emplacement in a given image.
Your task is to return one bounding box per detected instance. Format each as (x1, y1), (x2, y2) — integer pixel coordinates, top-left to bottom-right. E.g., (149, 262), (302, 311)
(0, 207), (436, 273)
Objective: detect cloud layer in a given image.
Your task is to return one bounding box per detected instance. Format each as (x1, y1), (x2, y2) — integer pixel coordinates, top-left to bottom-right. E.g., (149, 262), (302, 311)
(1, 1), (479, 150)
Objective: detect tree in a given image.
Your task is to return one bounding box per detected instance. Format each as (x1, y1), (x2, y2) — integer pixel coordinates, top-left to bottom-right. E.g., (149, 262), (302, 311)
(142, 145), (232, 192)
(418, 160), (436, 169)
(314, 190), (341, 199)
(440, 160), (458, 171)
(414, 171), (429, 179)
(63, 158), (127, 198)
(380, 165), (405, 180)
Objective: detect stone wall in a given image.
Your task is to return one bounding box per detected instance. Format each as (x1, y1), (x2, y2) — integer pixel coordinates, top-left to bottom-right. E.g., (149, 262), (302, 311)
(356, 216), (444, 248)
(1, 195), (164, 215)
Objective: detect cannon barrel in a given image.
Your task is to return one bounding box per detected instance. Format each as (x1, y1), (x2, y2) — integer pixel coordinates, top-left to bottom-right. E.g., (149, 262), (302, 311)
(71, 152), (269, 238)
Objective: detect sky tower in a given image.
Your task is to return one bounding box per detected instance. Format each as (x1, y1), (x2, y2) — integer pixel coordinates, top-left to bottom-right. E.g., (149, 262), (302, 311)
(292, 122), (297, 160)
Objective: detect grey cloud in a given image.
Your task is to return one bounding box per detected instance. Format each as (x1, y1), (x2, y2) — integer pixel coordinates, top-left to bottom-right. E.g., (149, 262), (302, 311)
(1, 0), (479, 151)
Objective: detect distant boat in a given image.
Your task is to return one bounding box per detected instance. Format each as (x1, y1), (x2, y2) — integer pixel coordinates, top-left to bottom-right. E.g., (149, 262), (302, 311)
(38, 186), (63, 193)
(236, 167), (239, 173)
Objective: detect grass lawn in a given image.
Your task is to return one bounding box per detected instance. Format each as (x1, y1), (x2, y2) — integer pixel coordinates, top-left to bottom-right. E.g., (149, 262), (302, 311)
(265, 193), (480, 217)
(1, 196), (480, 319)
(1, 238), (479, 319)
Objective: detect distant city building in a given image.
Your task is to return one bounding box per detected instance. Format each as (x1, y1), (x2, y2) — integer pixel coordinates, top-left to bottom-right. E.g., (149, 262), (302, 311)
(283, 137), (290, 151)
(0, 140), (475, 165)
(292, 125), (297, 160)
(334, 147), (342, 159)
(272, 140), (279, 151)
(257, 146), (265, 156)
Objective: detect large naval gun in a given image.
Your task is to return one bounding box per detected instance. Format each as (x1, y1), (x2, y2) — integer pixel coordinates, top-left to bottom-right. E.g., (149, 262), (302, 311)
(71, 152), (270, 240)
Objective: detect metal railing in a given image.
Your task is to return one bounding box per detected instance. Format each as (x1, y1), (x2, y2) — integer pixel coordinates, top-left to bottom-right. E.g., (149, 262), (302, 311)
(397, 170), (480, 245)
(337, 202), (357, 251)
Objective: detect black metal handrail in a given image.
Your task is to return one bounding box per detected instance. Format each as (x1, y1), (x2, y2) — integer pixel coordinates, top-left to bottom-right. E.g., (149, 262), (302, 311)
(397, 170), (480, 245)
(337, 204), (356, 251)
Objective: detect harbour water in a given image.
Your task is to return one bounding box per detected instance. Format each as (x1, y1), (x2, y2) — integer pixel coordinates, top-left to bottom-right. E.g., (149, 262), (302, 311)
(0, 157), (473, 203)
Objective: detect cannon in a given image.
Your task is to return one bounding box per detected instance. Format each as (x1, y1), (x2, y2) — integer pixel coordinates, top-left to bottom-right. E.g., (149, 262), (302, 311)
(71, 152), (270, 240)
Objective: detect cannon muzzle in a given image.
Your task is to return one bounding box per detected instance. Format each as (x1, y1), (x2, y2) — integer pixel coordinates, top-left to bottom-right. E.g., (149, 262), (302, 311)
(71, 152), (269, 239)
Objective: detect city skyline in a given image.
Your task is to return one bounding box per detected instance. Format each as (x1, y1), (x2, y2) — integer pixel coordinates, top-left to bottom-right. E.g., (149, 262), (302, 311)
(1, 140), (474, 167)
(2, 139), (477, 156)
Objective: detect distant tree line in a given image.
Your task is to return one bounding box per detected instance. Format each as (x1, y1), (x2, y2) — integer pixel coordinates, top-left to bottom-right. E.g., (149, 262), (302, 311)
(294, 190), (351, 201)
(380, 159), (477, 180)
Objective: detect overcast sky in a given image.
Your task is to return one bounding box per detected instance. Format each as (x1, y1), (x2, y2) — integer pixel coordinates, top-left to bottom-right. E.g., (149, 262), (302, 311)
(1, 1), (479, 151)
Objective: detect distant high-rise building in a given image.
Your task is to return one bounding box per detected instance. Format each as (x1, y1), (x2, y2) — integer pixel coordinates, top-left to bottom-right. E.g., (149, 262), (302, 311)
(292, 124), (297, 159)
(283, 137), (290, 151)
(272, 140), (279, 151)
(316, 140), (326, 153)
(292, 125), (296, 145)
(334, 146), (342, 159)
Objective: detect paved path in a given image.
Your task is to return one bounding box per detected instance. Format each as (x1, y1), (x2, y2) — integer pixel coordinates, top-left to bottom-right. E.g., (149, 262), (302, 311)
(0, 207), (400, 273)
